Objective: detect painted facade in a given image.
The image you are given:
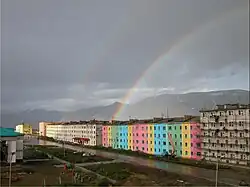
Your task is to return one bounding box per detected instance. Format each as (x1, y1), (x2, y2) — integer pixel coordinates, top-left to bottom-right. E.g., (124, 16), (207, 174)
(102, 121), (202, 160)
(16, 123), (33, 135)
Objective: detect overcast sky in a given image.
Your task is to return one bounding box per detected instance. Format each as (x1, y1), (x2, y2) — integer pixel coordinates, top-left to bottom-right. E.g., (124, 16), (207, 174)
(1, 0), (249, 112)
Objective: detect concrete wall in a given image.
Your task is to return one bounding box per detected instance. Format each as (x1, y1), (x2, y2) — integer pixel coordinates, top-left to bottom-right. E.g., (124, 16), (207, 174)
(7, 140), (16, 163)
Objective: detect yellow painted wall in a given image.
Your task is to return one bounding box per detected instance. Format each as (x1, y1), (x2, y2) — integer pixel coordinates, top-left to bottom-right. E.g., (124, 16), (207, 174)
(16, 124), (32, 134)
(148, 124), (154, 154)
(182, 122), (191, 158)
(128, 124), (133, 150)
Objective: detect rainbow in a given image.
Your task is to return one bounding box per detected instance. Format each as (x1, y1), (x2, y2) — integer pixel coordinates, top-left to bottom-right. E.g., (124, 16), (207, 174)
(112, 6), (246, 120)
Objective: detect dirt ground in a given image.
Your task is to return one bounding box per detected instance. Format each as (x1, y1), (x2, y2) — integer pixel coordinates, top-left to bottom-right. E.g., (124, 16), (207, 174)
(0, 161), (98, 186)
(85, 162), (227, 186)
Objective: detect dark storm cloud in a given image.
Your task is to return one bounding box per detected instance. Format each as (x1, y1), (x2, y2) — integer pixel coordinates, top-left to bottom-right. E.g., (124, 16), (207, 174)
(1, 0), (249, 111)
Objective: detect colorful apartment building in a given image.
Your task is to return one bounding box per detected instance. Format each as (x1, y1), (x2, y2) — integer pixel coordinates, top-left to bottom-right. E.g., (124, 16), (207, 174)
(102, 117), (202, 160)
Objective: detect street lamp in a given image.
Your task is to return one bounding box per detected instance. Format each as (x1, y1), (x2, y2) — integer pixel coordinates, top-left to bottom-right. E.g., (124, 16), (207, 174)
(9, 152), (15, 187)
(215, 155), (224, 187)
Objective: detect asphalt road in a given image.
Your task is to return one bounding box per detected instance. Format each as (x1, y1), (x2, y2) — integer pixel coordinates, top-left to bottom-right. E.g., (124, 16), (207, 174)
(37, 139), (249, 186)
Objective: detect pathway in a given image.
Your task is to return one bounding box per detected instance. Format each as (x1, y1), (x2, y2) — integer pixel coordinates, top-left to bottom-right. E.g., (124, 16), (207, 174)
(46, 153), (116, 184)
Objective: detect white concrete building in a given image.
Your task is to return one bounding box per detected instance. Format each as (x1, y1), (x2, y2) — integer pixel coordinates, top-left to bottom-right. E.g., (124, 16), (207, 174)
(41, 121), (102, 146)
(200, 104), (250, 165)
(0, 128), (24, 163)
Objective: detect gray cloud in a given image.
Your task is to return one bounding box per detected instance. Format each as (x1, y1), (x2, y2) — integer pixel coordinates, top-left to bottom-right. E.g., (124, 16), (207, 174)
(1, 0), (249, 112)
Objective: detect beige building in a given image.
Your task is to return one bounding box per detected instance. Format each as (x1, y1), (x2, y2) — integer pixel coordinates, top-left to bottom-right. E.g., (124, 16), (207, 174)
(40, 121), (102, 146)
(200, 104), (250, 165)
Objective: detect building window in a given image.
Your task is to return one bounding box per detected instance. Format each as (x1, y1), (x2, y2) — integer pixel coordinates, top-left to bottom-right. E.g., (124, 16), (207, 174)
(159, 141), (161, 145)
(185, 126), (187, 130)
(197, 152), (201, 156)
(150, 126), (152, 130)
(180, 126), (182, 130)
(185, 134), (188, 138)
(190, 134), (193, 138)
(185, 143), (188, 147)
(150, 141), (152, 144)
(191, 143), (193, 147)
(175, 134), (177, 138)
(239, 110), (244, 115)
(163, 134), (166, 138)
(191, 152), (193, 156)
(142, 140), (144, 144)
(158, 134), (160, 138)
(158, 126), (160, 130)
(142, 133), (144, 137)
(154, 127), (156, 130)
(142, 147), (144, 150)
(185, 151), (188, 155)
(163, 126), (166, 130)
(150, 134), (152, 137)
(163, 141), (166, 145)
(136, 140), (139, 143)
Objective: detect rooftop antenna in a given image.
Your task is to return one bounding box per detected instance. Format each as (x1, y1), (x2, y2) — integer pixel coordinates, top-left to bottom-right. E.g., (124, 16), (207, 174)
(212, 100), (217, 109)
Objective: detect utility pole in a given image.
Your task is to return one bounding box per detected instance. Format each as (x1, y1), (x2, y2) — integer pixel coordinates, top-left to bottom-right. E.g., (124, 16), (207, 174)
(9, 152), (15, 187)
(215, 156), (224, 187)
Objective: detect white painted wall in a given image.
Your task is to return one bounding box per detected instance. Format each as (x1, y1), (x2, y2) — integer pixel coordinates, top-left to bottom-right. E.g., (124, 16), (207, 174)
(7, 140), (16, 163)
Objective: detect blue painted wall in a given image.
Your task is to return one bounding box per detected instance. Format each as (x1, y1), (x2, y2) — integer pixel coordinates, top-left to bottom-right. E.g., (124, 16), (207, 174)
(118, 125), (128, 150)
(153, 123), (168, 155)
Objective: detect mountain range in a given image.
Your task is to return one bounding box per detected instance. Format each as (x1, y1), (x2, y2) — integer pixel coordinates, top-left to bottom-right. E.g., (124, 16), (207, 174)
(1, 89), (249, 128)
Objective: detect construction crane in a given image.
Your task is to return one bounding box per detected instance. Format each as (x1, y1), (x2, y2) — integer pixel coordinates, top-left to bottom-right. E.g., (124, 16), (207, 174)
(165, 133), (176, 158)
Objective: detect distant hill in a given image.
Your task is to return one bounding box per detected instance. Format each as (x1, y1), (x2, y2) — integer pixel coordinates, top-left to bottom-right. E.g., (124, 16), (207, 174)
(120, 89), (249, 119)
(1, 89), (249, 128)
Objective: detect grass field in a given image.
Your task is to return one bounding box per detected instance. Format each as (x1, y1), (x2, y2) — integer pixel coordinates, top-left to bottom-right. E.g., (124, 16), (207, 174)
(34, 145), (113, 163)
(85, 162), (227, 186)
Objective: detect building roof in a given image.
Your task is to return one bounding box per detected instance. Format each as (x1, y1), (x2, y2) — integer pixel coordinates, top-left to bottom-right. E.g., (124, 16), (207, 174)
(200, 104), (250, 112)
(0, 127), (24, 137)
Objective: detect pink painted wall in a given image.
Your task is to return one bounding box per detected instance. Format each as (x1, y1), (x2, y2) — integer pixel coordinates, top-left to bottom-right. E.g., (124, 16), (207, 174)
(132, 124), (141, 151)
(190, 122), (202, 160)
(137, 124), (148, 153)
(102, 126), (108, 147)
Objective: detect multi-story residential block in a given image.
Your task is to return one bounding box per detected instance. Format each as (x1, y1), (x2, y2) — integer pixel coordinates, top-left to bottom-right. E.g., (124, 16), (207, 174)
(200, 104), (250, 165)
(102, 116), (202, 160)
(15, 123), (33, 135)
(39, 121), (103, 146)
